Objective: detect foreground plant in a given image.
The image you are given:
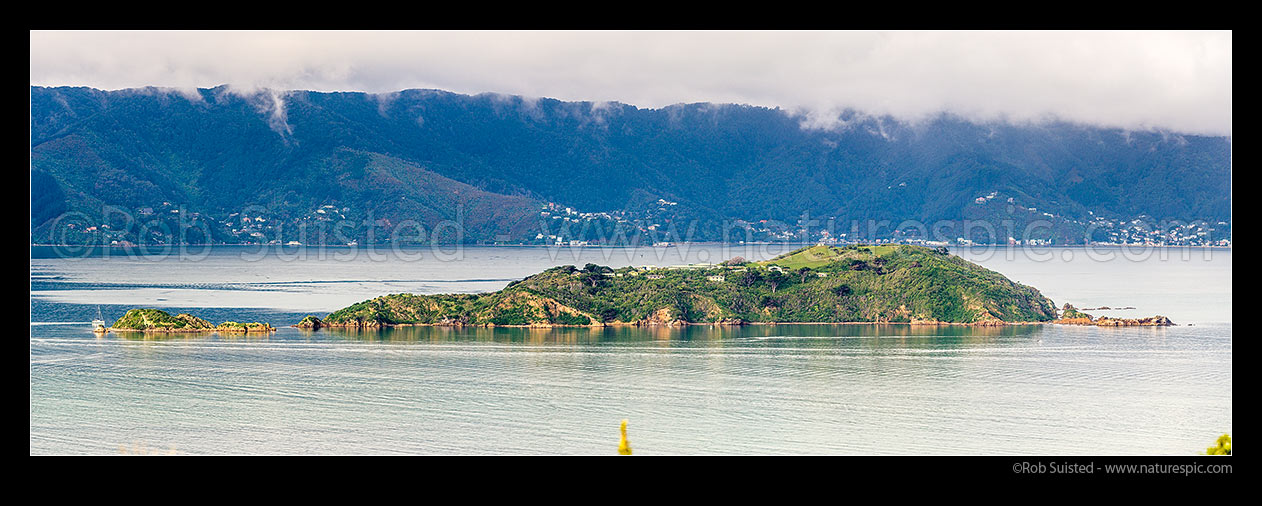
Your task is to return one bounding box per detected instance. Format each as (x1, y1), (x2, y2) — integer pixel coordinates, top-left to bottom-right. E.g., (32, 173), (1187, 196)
(1205, 434), (1231, 455)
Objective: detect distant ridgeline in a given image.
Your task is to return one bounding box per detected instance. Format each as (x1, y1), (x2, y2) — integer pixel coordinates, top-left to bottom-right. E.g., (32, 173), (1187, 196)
(307, 245), (1059, 327)
(31, 86), (1231, 246)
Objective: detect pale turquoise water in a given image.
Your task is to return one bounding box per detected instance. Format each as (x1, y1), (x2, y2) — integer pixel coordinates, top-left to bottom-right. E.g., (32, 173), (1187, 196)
(30, 245), (1232, 455)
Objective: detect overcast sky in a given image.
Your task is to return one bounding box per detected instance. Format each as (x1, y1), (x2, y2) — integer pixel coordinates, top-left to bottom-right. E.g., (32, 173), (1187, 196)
(30, 30), (1232, 135)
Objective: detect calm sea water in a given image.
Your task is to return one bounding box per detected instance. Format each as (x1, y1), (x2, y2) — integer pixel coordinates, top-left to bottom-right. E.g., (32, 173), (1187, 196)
(30, 244), (1232, 455)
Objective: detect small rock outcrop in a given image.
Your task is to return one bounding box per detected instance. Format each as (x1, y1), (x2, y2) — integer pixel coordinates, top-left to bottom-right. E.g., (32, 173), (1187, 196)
(216, 321), (276, 333)
(1052, 304), (1174, 326)
(1058, 303), (1094, 321)
(294, 315), (323, 329)
(1093, 315), (1174, 326)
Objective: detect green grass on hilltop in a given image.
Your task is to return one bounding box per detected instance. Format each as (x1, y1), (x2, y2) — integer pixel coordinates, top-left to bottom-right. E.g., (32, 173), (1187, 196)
(762, 244), (899, 270)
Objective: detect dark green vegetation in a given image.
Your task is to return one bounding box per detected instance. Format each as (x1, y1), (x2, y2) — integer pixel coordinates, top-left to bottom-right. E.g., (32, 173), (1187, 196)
(323, 245), (1058, 327)
(31, 86), (1230, 245)
(110, 308), (274, 332)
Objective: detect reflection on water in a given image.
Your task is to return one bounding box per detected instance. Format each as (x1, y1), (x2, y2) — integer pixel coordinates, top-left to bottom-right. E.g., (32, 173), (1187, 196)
(109, 330), (278, 342)
(311, 323), (1046, 347)
(108, 330), (220, 341)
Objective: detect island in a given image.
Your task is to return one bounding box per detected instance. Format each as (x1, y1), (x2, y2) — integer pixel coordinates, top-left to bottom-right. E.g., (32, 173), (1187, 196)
(316, 245), (1065, 328)
(1051, 303), (1174, 326)
(108, 308), (275, 333)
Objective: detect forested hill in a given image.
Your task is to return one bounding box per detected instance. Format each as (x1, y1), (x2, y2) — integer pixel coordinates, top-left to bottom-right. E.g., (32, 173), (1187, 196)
(315, 245), (1059, 326)
(30, 85), (1231, 245)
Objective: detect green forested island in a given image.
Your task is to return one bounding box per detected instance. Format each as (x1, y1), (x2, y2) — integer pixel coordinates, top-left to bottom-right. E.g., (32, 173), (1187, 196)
(109, 309), (275, 333)
(312, 245), (1059, 328)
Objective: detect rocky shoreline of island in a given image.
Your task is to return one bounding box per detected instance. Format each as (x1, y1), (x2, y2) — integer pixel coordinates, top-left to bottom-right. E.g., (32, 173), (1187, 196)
(292, 315), (1169, 330)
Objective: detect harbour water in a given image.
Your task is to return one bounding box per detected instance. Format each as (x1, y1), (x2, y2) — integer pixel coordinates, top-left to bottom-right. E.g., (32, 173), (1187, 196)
(30, 244), (1232, 455)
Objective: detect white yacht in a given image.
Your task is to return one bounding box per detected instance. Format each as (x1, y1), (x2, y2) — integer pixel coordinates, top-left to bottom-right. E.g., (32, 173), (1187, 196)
(91, 306), (106, 333)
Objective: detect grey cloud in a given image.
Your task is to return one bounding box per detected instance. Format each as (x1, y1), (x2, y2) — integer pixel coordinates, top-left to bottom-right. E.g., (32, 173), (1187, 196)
(30, 30), (1232, 135)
